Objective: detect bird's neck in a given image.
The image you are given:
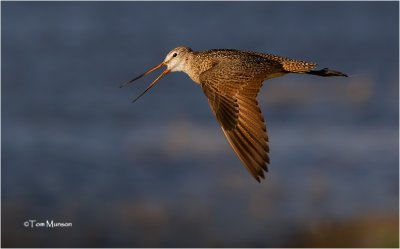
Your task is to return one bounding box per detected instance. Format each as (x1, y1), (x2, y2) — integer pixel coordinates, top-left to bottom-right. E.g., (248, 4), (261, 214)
(184, 52), (215, 84)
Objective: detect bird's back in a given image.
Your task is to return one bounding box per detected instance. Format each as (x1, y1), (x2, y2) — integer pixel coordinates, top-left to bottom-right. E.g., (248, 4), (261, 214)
(195, 49), (316, 79)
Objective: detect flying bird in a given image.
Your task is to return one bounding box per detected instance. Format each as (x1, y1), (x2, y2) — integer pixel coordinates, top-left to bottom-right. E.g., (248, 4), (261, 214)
(121, 47), (347, 182)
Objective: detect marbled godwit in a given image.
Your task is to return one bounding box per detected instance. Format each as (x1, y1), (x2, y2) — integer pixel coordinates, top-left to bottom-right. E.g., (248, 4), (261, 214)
(121, 47), (347, 182)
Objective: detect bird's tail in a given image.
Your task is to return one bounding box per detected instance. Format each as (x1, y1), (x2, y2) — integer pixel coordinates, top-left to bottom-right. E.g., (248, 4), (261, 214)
(306, 68), (348, 77)
(279, 58), (348, 77)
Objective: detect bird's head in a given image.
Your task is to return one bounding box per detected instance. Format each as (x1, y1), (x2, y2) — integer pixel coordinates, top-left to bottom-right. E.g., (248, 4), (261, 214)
(163, 46), (192, 72)
(120, 46), (193, 103)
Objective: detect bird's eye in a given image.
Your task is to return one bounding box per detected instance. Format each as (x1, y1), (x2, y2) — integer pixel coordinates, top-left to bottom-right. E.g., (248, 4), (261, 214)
(172, 53), (177, 57)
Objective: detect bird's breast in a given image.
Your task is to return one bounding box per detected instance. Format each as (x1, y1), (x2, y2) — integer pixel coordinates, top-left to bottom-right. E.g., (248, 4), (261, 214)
(184, 69), (202, 84)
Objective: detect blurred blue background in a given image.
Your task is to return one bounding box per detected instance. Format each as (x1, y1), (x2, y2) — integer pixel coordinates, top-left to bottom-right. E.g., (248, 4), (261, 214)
(2, 1), (399, 247)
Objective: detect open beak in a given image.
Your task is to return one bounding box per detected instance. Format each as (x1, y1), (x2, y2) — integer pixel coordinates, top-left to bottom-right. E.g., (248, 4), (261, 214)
(120, 62), (171, 103)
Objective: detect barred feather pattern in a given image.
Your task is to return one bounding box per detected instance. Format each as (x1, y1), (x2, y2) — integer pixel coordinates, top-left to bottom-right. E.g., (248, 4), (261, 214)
(199, 60), (271, 181)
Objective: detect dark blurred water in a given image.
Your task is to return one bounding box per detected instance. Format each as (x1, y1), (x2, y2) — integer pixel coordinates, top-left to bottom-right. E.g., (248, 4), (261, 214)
(2, 2), (399, 247)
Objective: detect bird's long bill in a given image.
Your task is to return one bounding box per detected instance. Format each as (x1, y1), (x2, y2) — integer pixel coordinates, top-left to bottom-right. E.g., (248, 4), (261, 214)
(131, 68), (171, 103)
(120, 61), (165, 88)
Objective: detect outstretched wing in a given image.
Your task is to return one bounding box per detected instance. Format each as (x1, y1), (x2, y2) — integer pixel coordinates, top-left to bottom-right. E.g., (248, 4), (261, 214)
(200, 61), (273, 182)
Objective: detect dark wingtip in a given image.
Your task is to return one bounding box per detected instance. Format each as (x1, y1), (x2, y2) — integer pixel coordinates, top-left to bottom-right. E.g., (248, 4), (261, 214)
(254, 170), (266, 183)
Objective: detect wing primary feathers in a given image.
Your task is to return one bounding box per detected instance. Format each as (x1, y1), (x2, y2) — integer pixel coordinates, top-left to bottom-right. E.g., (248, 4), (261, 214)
(200, 60), (273, 181)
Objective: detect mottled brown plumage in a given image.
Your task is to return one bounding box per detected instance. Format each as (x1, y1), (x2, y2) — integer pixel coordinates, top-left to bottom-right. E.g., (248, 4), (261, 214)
(122, 46), (347, 182)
